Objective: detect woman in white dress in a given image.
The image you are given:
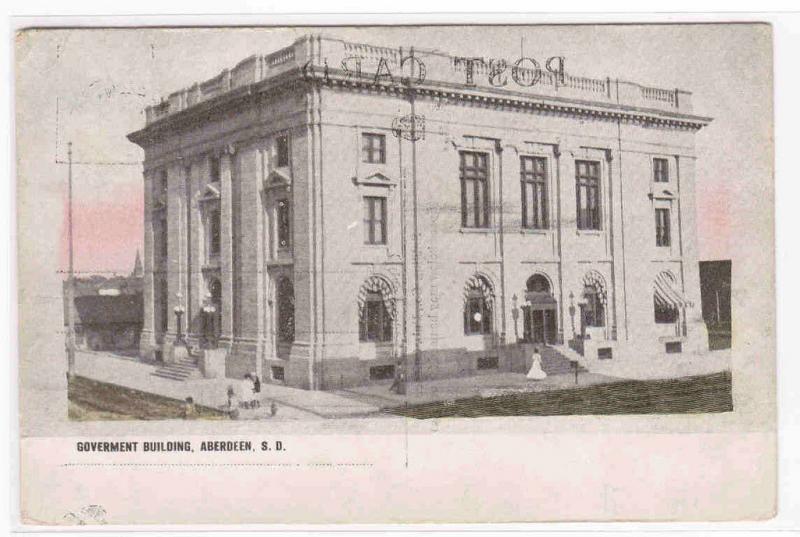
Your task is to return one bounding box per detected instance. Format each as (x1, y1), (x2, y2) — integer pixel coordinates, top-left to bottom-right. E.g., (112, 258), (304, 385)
(526, 347), (547, 380)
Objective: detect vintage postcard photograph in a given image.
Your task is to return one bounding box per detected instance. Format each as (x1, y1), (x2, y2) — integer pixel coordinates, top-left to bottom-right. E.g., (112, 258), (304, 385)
(15, 22), (775, 525)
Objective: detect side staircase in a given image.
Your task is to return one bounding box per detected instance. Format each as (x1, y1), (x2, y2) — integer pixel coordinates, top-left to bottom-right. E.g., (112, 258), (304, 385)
(539, 345), (589, 375)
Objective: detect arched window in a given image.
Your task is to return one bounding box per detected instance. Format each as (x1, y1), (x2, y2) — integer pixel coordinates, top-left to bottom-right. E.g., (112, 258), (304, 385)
(464, 275), (494, 335)
(358, 276), (395, 343)
(654, 271), (681, 324)
(276, 277), (294, 343)
(582, 271), (606, 328)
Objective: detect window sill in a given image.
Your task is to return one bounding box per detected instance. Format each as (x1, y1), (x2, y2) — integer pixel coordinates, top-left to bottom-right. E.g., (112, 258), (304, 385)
(460, 227), (495, 234)
(576, 229), (603, 236)
(519, 228), (551, 235)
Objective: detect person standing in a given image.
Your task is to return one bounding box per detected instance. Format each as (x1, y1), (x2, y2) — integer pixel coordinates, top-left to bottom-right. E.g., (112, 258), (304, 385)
(526, 347), (547, 380)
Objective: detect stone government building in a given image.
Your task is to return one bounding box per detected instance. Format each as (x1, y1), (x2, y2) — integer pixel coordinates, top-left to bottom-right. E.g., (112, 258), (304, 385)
(127, 34), (711, 390)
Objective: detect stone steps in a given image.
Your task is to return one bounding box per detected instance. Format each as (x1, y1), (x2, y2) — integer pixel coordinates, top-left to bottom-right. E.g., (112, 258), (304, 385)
(152, 357), (202, 381)
(540, 346), (588, 375)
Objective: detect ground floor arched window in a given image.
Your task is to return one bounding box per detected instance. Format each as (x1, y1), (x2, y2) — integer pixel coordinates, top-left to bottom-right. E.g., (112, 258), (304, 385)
(654, 271), (682, 324)
(464, 275), (494, 335)
(582, 271), (607, 328)
(358, 276), (395, 343)
(276, 277), (294, 343)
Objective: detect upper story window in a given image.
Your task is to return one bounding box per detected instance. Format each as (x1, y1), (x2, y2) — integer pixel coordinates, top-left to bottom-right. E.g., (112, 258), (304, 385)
(276, 135), (290, 168)
(653, 158), (669, 183)
(575, 160), (601, 231)
(210, 156), (221, 183)
(207, 207), (221, 258)
(154, 213), (168, 262)
(361, 133), (386, 164)
(655, 208), (671, 247)
(277, 199), (291, 250)
(460, 151), (490, 229)
(153, 169), (168, 208)
(363, 196), (387, 245)
(520, 156), (548, 229)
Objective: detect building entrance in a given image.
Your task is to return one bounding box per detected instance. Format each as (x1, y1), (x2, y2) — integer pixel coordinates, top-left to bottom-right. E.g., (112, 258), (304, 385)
(522, 274), (558, 344)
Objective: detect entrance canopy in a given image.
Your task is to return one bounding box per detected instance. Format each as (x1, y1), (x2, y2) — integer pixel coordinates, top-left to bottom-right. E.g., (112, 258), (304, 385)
(654, 272), (693, 309)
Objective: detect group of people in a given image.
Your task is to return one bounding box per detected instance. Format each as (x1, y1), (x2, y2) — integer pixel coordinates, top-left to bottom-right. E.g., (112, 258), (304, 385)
(225, 373), (277, 419)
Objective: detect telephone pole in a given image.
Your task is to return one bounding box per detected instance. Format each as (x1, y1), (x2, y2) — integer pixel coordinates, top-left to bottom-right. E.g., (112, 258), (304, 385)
(65, 141), (76, 379)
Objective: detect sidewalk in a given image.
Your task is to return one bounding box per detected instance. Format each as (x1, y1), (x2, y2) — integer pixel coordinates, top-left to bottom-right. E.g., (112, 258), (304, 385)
(73, 351), (381, 419)
(332, 370), (622, 409)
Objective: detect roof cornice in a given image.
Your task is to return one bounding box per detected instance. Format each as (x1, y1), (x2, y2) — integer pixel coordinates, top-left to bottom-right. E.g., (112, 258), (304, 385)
(128, 66), (711, 147)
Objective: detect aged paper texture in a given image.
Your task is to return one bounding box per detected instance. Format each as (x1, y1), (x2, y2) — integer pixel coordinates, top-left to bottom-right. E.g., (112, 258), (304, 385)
(15, 23), (775, 525)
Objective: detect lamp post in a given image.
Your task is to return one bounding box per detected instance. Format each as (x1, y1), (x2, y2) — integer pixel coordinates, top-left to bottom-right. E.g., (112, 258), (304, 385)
(568, 291), (576, 339)
(202, 292), (217, 348)
(511, 294), (519, 342)
(65, 142), (76, 379)
(174, 304), (185, 343)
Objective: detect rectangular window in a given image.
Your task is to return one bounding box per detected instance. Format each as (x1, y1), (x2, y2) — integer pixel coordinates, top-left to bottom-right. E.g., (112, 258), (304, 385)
(271, 365), (285, 382)
(520, 156), (548, 229)
(277, 199), (291, 249)
(361, 133), (386, 164)
(363, 196), (387, 245)
(208, 208), (221, 258)
(477, 356), (499, 370)
(276, 135), (290, 167)
(156, 277), (168, 334)
(597, 347), (613, 360)
(210, 156), (221, 183)
(653, 158), (669, 183)
(655, 208), (671, 247)
(369, 365), (395, 381)
(156, 170), (168, 205)
(665, 341), (682, 354)
(575, 160), (601, 230)
(460, 151), (490, 228)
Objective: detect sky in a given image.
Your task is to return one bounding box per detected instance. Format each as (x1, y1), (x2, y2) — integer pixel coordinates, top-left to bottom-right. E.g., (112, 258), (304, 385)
(15, 25), (772, 275)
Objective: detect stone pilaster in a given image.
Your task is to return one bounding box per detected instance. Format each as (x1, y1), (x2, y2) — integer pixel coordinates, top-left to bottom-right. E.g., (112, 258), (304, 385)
(140, 170), (156, 355)
(219, 147), (235, 343)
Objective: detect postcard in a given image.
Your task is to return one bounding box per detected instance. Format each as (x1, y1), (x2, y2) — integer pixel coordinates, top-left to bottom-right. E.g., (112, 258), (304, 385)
(15, 23), (775, 525)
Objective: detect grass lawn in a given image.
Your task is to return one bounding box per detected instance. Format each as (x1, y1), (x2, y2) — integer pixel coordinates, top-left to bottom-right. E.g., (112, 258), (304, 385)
(387, 371), (733, 419)
(68, 376), (228, 421)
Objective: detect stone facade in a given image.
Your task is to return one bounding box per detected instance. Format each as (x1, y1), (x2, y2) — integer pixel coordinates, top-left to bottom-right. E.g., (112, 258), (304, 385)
(128, 35), (711, 390)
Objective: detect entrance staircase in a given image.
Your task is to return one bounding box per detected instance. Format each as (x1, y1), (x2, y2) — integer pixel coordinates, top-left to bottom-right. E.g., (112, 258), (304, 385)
(152, 355), (202, 381)
(539, 345), (589, 375)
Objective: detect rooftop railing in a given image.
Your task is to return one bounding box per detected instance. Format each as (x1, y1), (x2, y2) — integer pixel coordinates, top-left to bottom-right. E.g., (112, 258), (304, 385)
(143, 35), (693, 125)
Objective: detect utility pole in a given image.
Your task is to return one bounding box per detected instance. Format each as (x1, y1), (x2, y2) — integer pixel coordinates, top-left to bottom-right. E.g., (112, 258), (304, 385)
(65, 141), (76, 379)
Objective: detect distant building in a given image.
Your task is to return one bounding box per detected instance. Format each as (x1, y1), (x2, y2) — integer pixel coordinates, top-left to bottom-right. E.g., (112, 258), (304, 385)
(128, 35), (711, 390)
(63, 252), (144, 351)
(699, 260), (731, 325)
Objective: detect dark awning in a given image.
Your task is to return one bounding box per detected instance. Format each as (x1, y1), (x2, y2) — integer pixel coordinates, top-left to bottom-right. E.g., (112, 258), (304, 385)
(653, 272), (693, 309)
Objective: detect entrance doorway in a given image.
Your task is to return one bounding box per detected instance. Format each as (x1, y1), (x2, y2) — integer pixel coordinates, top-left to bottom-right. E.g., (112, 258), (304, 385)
(523, 274), (557, 344)
(524, 308), (557, 344)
